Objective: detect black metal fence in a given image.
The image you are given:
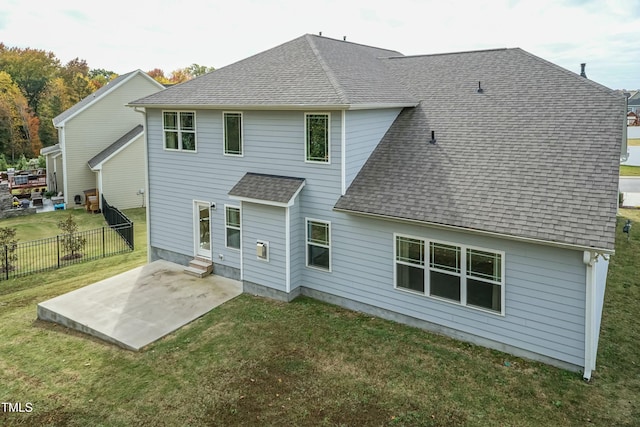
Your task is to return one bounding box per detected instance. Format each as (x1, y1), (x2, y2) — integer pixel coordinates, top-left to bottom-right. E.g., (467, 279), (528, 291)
(0, 224), (134, 280)
(102, 195), (134, 250)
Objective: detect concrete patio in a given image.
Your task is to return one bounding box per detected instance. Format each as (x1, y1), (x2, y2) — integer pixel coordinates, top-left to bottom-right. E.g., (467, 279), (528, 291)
(37, 260), (243, 350)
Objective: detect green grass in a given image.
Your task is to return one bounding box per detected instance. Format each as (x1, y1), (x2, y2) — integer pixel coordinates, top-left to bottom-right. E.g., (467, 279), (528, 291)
(620, 165), (640, 176)
(0, 209), (639, 426)
(0, 208), (112, 241)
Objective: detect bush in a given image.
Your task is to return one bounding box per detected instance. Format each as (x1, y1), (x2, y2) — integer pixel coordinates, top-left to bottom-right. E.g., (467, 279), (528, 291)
(57, 214), (86, 260)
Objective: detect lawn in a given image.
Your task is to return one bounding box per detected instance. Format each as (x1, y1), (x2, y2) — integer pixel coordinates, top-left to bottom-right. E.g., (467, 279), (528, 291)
(620, 165), (640, 176)
(0, 209), (638, 426)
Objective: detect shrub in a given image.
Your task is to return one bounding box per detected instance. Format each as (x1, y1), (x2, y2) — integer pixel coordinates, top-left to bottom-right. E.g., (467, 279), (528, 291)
(57, 214), (86, 260)
(0, 227), (18, 272)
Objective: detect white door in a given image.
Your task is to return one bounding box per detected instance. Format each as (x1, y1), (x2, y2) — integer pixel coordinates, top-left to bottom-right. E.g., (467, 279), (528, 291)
(194, 201), (211, 259)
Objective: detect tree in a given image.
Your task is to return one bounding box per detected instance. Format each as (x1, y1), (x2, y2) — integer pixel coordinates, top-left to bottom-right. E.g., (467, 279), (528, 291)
(0, 71), (40, 160)
(0, 227), (18, 273)
(37, 77), (72, 147)
(88, 68), (117, 91)
(147, 68), (171, 85)
(60, 58), (92, 104)
(185, 63), (215, 77)
(57, 214), (86, 260)
(0, 46), (60, 114)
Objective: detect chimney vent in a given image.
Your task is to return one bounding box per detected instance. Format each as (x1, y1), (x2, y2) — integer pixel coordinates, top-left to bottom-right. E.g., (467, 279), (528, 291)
(580, 63), (587, 78)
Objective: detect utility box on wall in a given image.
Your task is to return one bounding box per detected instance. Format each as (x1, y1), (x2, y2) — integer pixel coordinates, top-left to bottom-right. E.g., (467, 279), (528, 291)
(256, 240), (268, 261)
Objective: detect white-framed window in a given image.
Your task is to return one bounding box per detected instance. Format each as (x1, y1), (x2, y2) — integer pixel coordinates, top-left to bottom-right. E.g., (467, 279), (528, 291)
(394, 234), (504, 315)
(163, 111), (196, 151)
(223, 112), (243, 156)
(306, 218), (331, 271)
(225, 205), (241, 250)
(304, 113), (330, 163)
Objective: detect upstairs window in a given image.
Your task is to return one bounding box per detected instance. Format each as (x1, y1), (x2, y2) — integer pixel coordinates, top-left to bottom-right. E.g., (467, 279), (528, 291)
(163, 111), (196, 151)
(224, 112), (243, 156)
(305, 113), (330, 163)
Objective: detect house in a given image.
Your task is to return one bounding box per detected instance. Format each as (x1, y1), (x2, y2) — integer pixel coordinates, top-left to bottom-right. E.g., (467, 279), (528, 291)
(41, 70), (165, 209)
(129, 34), (625, 380)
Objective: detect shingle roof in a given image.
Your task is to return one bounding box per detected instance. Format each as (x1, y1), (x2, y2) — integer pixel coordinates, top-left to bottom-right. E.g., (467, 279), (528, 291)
(335, 48), (624, 251)
(129, 34), (417, 108)
(53, 70), (162, 127)
(228, 173), (305, 205)
(88, 125), (144, 169)
(40, 144), (60, 156)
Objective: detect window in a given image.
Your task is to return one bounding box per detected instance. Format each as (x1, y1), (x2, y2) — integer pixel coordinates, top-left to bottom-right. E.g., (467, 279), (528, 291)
(306, 219), (330, 271)
(225, 206), (241, 249)
(224, 112), (242, 155)
(394, 235), (504, 314)
(305, 113), (329, 163)
(163, 111), (196, 151)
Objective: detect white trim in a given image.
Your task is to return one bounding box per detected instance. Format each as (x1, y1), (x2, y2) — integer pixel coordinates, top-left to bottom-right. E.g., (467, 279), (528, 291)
(305, 218), (332, 272)
(55, 70), (164, 127)
(89, 129), (145, 171)
(96, 170), (103, 210)
(335, 207), (615, 255)
(222, 111), (244, 157)
(224, 204), (241, 251)
(583, 250), (597, 380)
(60, 127), (69, 205)
(162, 110), (197, 153)
(137, 107), (152, 263)
(341, 110), (346, 195)
(304, 112), (331, 164)
(393, 232), (506, 316)
(126, 102), (418, 111)
(285, 207), (291, 292)
(239, 201), (244, 280)
(193, 200), (212, 259)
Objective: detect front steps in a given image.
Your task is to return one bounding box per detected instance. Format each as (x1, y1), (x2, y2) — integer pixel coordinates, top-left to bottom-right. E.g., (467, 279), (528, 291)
(184, 257), (213, 278)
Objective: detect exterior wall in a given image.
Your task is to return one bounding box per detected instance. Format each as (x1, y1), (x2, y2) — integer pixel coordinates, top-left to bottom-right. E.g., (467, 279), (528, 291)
(45, 154), (63, 194)
(241, 203), (286, 291)
(100, 135), (146, 209)
(289, 201), (304, 291)
(61, 73), (161, 206)
(344, 108), (401, 188)
(301, 214), (587, 368)
(146, 109), (344, 268)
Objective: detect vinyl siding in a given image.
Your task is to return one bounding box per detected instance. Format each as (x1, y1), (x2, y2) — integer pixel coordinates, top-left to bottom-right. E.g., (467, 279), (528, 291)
(344, 108), (401, 188)
(289, 202), (303, 291)
(303, 213), (587, 367)
(60, 73), (161, 205)
(242, 203), (286, 291)
(100, 135), (145, 209)
(146, 109), (342, 270)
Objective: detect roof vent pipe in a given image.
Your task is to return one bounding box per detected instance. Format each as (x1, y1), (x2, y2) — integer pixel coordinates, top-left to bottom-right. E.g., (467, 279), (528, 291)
(319, 31), (322, 36)
(429, 131), (436, 144)
(477, 81), (484, 93)
(580, 63), (587, 78)
(343, 36), (347, 41)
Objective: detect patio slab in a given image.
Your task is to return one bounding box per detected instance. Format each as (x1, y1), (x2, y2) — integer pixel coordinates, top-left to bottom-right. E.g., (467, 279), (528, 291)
(37, 260), (242, 350)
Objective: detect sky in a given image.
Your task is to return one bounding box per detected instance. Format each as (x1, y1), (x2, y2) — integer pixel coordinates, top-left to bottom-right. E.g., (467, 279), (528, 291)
(0, 0), (638, 90)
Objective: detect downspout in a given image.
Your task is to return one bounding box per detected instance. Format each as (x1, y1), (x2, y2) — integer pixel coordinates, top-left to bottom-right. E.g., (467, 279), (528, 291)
(341, 110), (346, 195)
(583, 250), (597, 380)
(132, 106), (152, 263)
(285, 206), (290, 293)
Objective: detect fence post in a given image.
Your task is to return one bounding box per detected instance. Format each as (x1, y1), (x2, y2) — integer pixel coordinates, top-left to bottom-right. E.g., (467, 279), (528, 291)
(102, 227), (105, 257)
(57, 235), (60, 268)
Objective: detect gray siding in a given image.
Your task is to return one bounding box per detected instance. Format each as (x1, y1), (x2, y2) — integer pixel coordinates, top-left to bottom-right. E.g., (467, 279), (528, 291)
(146, 108), (341, 271)
(242, 203), (287, 291)
(345, 108), (401, 188)
(302, 214), (587, 367)
(289, 202), (304, 291)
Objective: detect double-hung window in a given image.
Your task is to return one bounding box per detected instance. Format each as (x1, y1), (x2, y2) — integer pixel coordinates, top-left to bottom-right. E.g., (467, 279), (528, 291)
(225, 206), (241, 250)
(163, 111), (196, 151)
(394, 235), (504, 314)
(306, 219), (330, 271)
(224, 112), (242, 156)
(305, 113), (330, 163)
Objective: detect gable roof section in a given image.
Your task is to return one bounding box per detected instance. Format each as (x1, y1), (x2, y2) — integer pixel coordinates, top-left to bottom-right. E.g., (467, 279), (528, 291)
(88, 125), (144, 170)
(129, 34), (417, 109)
(53, 70), (164, 127)
(335, 48), (624, 252)
(228, 173), (305, 207)
(40, 143), (61, 156)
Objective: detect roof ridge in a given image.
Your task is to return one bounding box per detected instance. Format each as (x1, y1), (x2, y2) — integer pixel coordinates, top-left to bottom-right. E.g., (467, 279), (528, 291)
(305, 33), (404, 56)
(304, 34), (349, 104)
(389, 47), (510, 60)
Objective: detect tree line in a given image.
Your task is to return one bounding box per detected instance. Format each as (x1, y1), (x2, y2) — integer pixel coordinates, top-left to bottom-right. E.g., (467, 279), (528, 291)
(0, 43), (213, 166)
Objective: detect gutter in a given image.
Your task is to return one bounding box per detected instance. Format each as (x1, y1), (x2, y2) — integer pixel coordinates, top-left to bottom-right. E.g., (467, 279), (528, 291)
(333, 207), (615, 255)
(124, 102), (417, 111)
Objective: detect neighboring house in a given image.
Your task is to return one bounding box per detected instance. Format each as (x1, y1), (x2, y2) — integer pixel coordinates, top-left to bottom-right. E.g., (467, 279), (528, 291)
(129, 34), (625, 379)
(41, 70), (164, 209)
